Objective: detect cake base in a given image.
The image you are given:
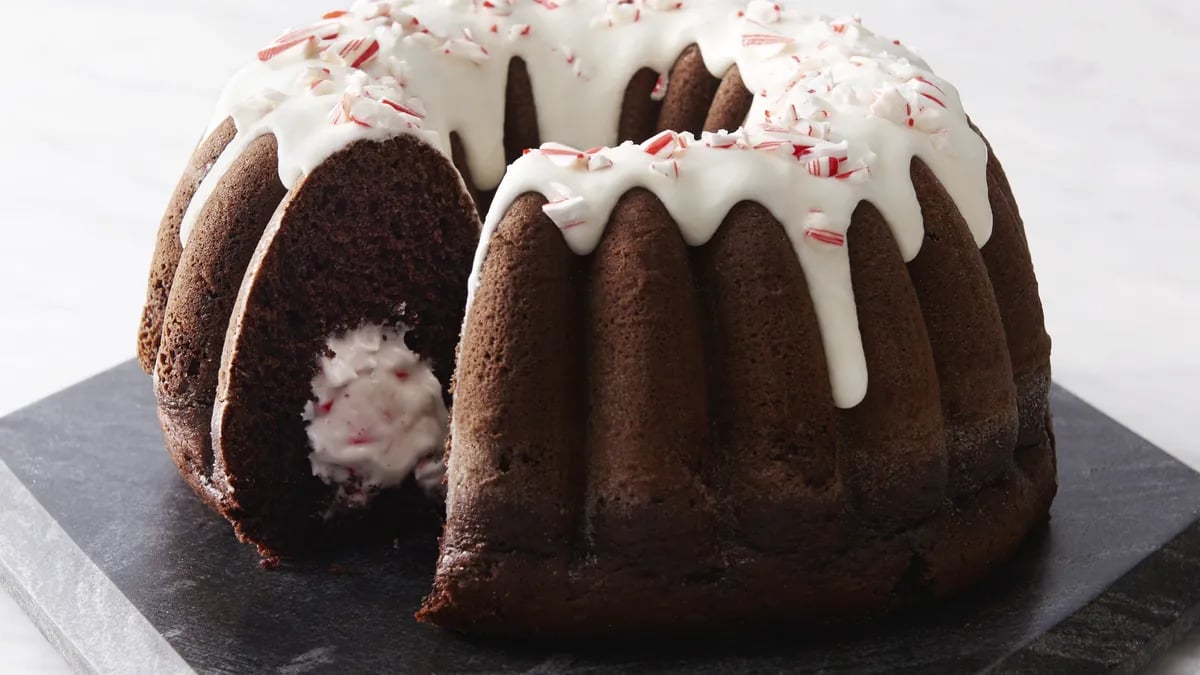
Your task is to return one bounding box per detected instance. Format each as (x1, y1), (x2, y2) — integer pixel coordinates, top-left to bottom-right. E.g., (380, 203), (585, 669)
(1, 360), (1198, 673)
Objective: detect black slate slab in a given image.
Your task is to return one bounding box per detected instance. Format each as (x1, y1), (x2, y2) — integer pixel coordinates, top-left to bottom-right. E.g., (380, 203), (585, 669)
(1, 361), (1199, 674)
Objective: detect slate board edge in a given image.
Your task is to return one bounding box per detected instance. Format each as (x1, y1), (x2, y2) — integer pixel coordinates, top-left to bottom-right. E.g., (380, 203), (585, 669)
(0, 456), (192, 675)
(2, 362), (1200, 674)
(987, 518), (1200, 675)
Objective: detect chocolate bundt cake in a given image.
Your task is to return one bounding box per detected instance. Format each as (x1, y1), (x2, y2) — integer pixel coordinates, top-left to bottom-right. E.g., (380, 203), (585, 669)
(138, 0), (1055, 631)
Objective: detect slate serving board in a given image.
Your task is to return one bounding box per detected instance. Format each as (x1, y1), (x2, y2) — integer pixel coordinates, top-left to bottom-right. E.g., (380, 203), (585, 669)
(1, 361), (1199, 674)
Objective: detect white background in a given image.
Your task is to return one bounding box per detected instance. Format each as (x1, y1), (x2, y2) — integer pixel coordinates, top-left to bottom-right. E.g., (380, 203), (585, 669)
(1, 0), (1197, 671)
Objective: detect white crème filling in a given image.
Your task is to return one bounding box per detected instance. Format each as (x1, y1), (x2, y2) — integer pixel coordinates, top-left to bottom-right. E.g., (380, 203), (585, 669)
(303, 325), (447, 504)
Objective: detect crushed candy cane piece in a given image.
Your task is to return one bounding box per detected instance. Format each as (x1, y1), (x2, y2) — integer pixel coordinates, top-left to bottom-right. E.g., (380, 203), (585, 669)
(651, 73), (669, 101)
(802, 211), (846, 246)
(807, 155), (841, 177)
(325, 37), (381, 69)
(258, 35), (321, 63)
(587, 151), (614, 171)
(805, 228), (846, 246)
(835, 166), (871, 183)
(538, 142), (588, 168)
(379, 97), (426, 119)
(404, 32), (441, 49)
(257, 22), (339, 62)
(870, 86), (911, 125)
(649, 159), (681, 179)
(542, 195), (590, 230)
(442, 37), (490, 63)
(702, 129), (746, 148)
(640, 130), (683, 158)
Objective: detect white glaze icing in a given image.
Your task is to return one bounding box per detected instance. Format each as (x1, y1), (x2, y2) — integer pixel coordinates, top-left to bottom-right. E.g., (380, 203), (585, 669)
(179, 0), (744, 246)
(182, 0), (993, 409)
(303, 325), (447, 505)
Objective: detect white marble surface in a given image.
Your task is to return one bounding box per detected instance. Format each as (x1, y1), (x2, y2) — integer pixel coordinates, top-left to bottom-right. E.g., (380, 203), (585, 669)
(0, 1), (1197, 672)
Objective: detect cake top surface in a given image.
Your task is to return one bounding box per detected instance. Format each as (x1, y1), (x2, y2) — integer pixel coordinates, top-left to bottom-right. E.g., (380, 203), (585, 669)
(196, 0), (984, 199)
(185, 0), (995, 409)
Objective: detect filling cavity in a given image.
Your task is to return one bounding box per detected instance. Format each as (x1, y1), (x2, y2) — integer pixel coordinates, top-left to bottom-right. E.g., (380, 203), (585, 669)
(303, 325), (447, 508)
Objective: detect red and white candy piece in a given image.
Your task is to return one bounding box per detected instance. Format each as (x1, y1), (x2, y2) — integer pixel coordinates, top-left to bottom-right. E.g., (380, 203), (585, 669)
(328, 93), (367, 127)
(741, 29), (793, 57)
(741, 32), (792, 47)
(258, 22), (339, 62)
(301, 65), (333, 82)
(911, 75), (948, 109)
(542, 193), (590, 231)
(324, 37), (382, 69)
(508, 23), (532, 39)
(640, 129), (683, 158)
(390, 8), (422, 33)
(442, 37), (490, 63)
(702, 129), (747, 149)
(802, 210), (846, 247)
(751, 139), (793, 154)
(759, 117), (828, 146)
(381, 97), (425, 120)
(870, 86), (913, 126)
(649, 159), (681, 179)
(807, 155), (842, 177)
(404, 32), (441, 49)
(587, 150), (614, 171)
(804, 228), (846, 247)
(538, 142), (588, 168)
(258, 35), (321, 63)
(651, 73), (669, 101)
(330, 89), (422, 131)
(834, 166), (871, 183)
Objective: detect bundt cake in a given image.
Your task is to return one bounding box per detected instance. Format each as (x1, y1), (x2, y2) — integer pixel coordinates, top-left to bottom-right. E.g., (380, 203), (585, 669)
(137, 0), (1055, 632)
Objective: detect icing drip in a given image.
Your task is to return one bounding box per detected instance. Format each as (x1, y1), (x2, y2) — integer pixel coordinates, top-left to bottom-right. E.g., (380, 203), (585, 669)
(303, 325), (447, 508)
